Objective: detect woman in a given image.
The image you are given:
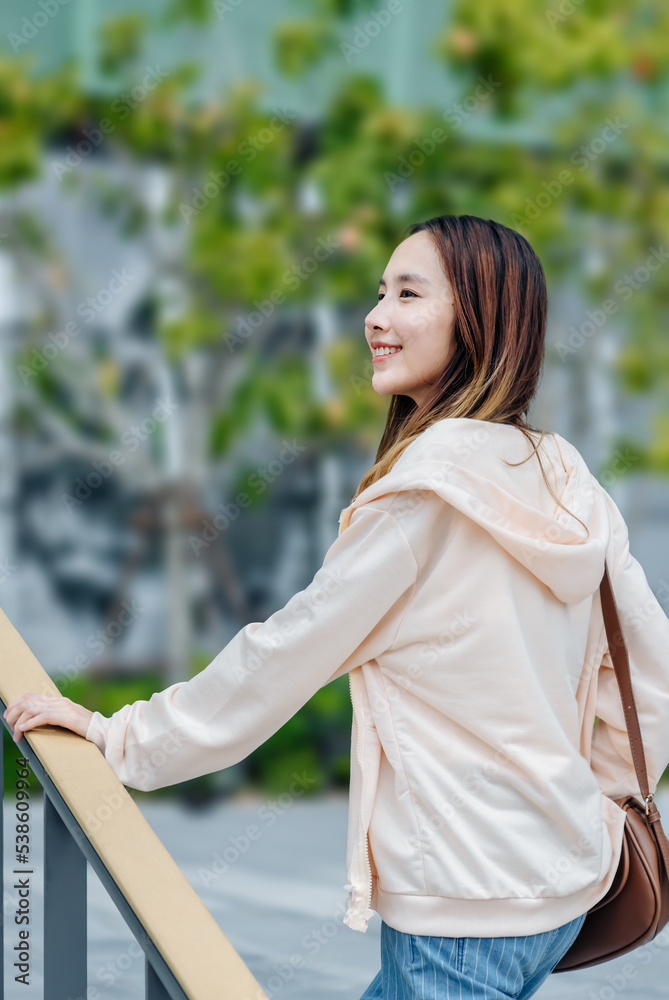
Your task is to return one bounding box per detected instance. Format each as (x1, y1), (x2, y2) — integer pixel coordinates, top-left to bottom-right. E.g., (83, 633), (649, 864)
(6, 214), (669, 999)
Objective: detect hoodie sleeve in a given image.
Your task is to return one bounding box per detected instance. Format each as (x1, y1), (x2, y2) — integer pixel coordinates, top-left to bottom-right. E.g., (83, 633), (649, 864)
(590, 528), (669, 799)
(85, 501), (418, 791)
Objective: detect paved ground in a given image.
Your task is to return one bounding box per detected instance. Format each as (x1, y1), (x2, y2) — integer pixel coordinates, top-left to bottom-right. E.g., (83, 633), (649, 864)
(3, 789), (669, 998)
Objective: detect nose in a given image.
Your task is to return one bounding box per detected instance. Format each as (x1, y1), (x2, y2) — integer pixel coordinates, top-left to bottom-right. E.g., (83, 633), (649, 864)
(364, 299), (391, 333)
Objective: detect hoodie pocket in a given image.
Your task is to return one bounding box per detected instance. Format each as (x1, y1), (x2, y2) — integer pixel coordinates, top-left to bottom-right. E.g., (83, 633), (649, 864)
(368, 746), (429, 895)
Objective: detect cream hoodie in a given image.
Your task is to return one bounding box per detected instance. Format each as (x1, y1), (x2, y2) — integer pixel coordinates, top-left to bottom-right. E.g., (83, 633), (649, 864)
(85, 417), (669, 937)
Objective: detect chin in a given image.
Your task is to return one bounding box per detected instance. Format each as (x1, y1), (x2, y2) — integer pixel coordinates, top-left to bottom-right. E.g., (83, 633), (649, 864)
(372, 377), (406, 396)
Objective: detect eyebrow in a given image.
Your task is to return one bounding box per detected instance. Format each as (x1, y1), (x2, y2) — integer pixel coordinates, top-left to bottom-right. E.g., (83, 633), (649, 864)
(378, 272), (430, 287)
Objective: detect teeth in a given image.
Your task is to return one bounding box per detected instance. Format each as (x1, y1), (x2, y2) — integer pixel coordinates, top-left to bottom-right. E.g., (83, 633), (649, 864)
(373, 346), (402, 356)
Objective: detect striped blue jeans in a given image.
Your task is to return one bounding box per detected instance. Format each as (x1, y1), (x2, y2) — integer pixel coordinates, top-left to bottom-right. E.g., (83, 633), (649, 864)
(359, 912), (587, 999)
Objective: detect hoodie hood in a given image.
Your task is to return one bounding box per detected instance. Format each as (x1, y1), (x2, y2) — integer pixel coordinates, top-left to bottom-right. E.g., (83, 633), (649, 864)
(339, 418), (611, 605)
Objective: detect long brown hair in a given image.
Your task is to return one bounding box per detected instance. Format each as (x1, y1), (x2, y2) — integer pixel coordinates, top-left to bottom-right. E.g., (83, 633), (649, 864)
(352, 214), (588, 537)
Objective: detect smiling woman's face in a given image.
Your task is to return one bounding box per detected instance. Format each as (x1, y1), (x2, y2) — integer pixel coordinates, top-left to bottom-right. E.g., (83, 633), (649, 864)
(364, 230), (456, 407)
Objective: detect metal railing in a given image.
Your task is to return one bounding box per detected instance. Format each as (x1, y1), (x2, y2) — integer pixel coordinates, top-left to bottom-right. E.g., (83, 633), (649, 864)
(0, 606), (269, 1000)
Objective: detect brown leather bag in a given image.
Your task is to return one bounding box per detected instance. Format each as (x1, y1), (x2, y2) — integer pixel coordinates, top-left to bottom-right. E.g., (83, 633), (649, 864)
(553, 559), (669, 972)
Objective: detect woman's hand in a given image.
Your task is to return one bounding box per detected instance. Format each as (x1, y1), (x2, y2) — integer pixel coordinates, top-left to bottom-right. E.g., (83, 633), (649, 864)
(3, 693), (93, 742)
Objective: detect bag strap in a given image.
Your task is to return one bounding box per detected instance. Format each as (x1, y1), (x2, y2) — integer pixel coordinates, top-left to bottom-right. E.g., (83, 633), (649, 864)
(599, 558), (669, 881)
(599, 558), (653, 805)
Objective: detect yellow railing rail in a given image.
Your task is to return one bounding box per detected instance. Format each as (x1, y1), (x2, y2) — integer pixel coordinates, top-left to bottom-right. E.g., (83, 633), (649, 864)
(0, 606), (269, 1000)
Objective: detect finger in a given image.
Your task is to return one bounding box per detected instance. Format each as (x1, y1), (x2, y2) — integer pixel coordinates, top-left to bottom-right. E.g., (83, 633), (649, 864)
(13, 711), (52, 737)
(12, 706), (46, 730)
(5, 702), (34, 729)
(6, 694), (59, 725)
(4, 694), (43, 724)
(5, 705), (28, 730)
(11, 712), (34, 735)
(3, 699), (26, 725)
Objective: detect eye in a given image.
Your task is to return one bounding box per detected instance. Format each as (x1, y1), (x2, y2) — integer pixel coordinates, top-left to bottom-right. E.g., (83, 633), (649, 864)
(376, 288), (417, 300)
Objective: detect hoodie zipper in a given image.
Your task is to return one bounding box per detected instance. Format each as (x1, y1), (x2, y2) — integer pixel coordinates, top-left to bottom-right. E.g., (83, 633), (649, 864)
(339, 512), (373, 928)
(348, 668), (373, 927)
